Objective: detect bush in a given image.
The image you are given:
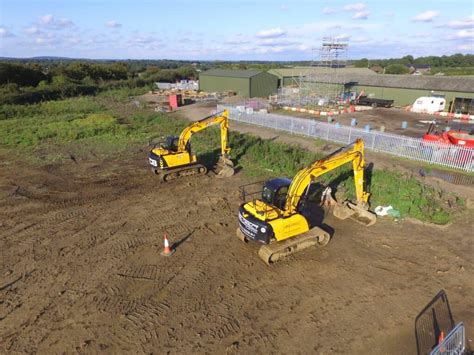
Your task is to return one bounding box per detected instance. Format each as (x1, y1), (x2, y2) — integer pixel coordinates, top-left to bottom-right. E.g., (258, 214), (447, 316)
(384, 64), (410, 74)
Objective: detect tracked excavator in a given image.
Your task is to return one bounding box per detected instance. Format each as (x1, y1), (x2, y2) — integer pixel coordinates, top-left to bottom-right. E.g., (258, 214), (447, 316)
(148, 110), (234, 182)
(236, 138), (377, 264)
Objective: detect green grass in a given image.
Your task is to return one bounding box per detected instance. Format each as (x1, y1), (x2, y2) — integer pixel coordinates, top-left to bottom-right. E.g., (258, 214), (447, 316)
(337, 168), (464, 224)
(0, 89), (465, 224)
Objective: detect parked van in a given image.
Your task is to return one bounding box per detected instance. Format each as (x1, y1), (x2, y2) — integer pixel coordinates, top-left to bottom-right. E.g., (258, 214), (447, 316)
(411, 96), (446, 113)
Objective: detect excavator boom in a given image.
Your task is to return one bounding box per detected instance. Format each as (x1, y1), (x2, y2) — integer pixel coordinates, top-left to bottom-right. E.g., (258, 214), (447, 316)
(177, 110), (231, 157)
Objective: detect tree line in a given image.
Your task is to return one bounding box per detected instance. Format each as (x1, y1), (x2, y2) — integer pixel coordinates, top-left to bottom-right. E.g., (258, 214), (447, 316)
(353, 53), (474, 74)
(0, 61), (198, 104)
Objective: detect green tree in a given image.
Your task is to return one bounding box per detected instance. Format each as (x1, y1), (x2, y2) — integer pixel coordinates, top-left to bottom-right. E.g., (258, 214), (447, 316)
(384, 64), (410, 74)
(0, 62), (48, 87)
(354, 58), (369, 68)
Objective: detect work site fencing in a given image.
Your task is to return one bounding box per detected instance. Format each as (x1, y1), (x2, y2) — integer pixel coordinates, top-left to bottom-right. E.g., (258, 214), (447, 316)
(217, 105), (474, 172)
(429, 322), (465, 355)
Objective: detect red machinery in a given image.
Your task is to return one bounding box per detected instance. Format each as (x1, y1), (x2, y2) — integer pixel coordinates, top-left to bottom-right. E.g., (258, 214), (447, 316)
(423, 123), (474, 148)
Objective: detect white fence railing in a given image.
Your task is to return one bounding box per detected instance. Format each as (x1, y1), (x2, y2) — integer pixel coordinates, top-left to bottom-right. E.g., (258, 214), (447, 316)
(218, 105), (474, 172)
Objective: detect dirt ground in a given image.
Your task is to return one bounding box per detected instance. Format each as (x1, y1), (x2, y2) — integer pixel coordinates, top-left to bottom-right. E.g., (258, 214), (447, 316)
(1, 141), (473, 354)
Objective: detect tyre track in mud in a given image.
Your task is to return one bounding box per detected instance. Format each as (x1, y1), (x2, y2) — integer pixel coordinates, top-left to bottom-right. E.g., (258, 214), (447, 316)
(2, 152), (473, 354)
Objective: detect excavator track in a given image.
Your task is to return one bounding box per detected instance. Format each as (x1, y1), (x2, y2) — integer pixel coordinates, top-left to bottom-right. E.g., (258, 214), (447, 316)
(159, 164), (208, 182)
(257, 227), (330, 265)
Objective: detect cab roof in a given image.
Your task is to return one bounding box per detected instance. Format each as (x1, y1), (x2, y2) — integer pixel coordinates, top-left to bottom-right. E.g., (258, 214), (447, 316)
(265, 177), (292, 190)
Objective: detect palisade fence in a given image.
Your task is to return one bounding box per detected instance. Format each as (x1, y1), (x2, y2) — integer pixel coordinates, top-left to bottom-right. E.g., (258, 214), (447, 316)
(217, 105), (474, 172)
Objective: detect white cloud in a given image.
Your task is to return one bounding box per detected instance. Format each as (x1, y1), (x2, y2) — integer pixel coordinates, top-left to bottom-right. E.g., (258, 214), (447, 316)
(322, 7), (335, 14)
(106, 20), (122, 28)
(256, 28), (286, 39)
(38, 14), (74, 29)
(453, 29), (474, 39)
(343, 3), (366, 12)
(353, 11), (370, 20)
(34, 35), (58, 46)
(412, 10), (439, 22)
(445, 15), (474, 29)
(456, 44), (473, 52)
(24, 26), (40, 35)
(257, 38), (300, 47)
(0, 26), (14, 38)
(334, 34), (351, 41)
(40, 14), (54, 25)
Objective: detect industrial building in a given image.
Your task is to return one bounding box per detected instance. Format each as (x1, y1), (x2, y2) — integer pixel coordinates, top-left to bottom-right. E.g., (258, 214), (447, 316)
(199, 69), (278, 98)
(310, 73), (474, 112)
(268, 67), (376, 87)
(276, 68), (474, 113)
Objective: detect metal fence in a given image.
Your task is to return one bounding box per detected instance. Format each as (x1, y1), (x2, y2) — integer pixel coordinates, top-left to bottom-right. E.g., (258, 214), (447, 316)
(430, 322), (465, 355)
(218, 105), (474, 172)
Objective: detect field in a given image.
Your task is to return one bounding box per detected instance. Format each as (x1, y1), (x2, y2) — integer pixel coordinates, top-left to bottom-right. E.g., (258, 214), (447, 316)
(1, 93), (473, 354)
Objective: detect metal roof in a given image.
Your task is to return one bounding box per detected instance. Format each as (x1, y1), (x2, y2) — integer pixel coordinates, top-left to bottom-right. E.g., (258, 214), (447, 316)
(309, 73), (474, 93)
(268, 67), (376, 77)
(199, 69), (263, 79)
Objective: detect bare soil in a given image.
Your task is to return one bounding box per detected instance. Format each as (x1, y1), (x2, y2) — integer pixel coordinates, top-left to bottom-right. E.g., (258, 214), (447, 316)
(1, 145), (473, 354)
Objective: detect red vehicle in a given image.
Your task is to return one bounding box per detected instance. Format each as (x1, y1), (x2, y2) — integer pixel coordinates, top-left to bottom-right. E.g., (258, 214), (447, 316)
(423, 123), (474, 148)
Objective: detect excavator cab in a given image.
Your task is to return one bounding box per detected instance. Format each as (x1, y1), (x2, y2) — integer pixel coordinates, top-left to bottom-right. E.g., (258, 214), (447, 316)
(161, 136), (179, 152)
(261, 178), (292, 211)
(158, 136), (191, 153)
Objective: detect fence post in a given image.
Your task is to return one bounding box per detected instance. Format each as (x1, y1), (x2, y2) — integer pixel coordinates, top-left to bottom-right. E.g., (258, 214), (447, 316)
(371, 133), (376, 149)
(348, 127), (352, 144)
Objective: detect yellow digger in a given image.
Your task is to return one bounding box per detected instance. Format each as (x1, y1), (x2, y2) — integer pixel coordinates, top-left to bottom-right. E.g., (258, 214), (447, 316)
(148, 110), (234, 181)
(236, 138), (376, 264)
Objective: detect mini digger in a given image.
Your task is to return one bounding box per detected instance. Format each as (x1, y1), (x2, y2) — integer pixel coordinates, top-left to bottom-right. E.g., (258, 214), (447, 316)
(237, 138), (377, 264)
(148, 110), (234, 182)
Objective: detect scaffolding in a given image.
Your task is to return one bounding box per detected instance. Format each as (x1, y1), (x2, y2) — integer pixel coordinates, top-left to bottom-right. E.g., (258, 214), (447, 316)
(275, 38), (349, 109)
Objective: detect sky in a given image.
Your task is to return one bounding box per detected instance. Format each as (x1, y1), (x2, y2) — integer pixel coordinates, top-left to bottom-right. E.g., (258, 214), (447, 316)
(0, 0), (473, 60)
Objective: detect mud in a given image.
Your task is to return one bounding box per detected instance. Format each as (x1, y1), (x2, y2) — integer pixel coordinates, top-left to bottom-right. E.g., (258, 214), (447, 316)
(1, 151), (473, 354)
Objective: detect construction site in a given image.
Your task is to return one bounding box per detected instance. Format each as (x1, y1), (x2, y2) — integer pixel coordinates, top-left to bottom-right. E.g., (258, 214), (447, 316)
(1, 11), (474, 352)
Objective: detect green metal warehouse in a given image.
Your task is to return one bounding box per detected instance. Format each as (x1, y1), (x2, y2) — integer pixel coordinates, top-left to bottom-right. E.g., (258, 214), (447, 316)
(199, 69), (278, 98)
(306, 73), (474, 112)
(268, 67), (376, 87)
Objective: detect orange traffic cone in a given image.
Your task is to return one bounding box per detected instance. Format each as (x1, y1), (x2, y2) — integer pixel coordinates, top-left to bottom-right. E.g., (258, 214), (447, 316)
(160, 233), (175, 257)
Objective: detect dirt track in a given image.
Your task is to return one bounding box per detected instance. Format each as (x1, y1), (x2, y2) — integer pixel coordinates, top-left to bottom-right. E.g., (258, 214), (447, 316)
(1, 149), (473, 354)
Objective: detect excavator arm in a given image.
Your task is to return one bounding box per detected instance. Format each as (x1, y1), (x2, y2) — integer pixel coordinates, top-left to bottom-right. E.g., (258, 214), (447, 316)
(177, 109), (231, 157)
(285, 139), (369, 216)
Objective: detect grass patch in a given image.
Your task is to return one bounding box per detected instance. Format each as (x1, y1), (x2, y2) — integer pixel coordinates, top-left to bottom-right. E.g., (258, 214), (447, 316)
(0, 89), (465, 224)
(337, 168), (464, 224)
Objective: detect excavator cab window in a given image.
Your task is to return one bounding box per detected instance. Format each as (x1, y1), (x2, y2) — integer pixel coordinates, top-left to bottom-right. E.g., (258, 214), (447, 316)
(261, 185), (288, 211)
(159, 136), (180, 151)
(274, 186), (288, 210)
(261, 185), (275, 206)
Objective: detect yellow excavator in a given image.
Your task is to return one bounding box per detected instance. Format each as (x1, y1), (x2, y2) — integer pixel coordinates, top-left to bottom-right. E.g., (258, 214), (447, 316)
(148, 110), (234, 181)
(236, 138), (376, 264)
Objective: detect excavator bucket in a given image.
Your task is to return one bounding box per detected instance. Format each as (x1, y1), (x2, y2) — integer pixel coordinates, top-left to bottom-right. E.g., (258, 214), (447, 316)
(215, 156), (235, 178)
(333, 201), (377, 227)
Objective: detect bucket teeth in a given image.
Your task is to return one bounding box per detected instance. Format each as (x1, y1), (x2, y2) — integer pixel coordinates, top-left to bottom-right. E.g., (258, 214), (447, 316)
(333, 201), (376, 227)
(215, 157), (235, 178)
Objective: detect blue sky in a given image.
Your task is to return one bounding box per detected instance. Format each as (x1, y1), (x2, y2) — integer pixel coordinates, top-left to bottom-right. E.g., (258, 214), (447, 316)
(0, 0), (473, 60)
